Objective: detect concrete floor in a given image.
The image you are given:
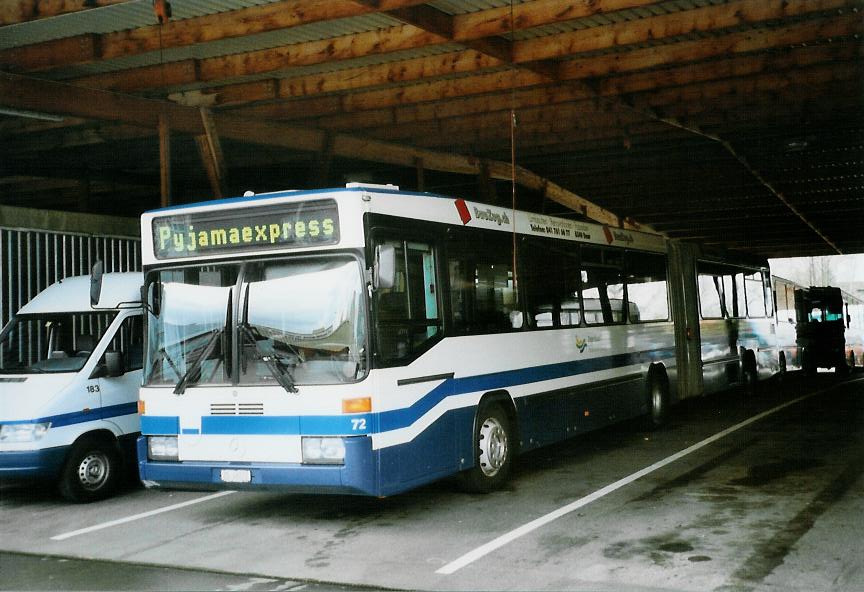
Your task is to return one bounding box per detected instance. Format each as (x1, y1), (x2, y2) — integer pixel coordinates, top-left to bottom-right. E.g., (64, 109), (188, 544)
(1, 372), (862, 591)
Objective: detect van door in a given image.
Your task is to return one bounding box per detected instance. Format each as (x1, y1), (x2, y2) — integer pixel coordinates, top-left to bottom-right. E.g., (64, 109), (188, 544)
(94, 313), (143, 435)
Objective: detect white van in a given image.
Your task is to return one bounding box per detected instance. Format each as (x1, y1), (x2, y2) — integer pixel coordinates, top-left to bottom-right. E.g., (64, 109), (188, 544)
(0, 271), (143, 501)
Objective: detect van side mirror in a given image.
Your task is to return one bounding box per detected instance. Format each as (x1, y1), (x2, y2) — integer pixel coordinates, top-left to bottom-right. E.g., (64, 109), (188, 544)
(104, 350), (125, 377)
(374, 244), (396, 290)
(90, 260), (104, 307)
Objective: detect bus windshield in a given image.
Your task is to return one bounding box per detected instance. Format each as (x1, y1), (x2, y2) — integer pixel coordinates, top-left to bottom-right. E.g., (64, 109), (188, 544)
(0, 312), (116, 374)
(144, 256), (367, 389)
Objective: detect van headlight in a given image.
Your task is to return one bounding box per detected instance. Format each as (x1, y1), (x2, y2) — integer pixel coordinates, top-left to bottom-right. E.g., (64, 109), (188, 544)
(147, 436), (179, 461)
(301, 437), (345, 464)
(0, 422), (51, 443)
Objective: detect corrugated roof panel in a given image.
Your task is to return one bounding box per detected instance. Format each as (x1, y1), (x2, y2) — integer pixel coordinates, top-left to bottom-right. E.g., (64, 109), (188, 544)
(0, 0), (286, 50)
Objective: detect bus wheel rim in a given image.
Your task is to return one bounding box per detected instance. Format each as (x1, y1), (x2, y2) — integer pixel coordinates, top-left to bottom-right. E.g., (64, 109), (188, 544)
(77, 452), (110, 490)
(478, 417), (508, 477)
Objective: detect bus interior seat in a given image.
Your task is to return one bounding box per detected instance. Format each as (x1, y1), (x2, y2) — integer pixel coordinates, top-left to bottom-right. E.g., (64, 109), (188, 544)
(75, 334), (96, 356)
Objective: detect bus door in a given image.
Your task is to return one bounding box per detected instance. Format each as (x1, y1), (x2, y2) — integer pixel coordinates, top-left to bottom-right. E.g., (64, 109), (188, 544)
(372, 236), (453, 485)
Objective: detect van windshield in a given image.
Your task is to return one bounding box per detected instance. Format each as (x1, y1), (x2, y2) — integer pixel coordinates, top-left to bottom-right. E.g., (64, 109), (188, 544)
(0, 312), (117, 374)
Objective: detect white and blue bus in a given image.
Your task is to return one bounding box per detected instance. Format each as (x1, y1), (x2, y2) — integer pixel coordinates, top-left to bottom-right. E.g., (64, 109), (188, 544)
(137, 184), (778, 496)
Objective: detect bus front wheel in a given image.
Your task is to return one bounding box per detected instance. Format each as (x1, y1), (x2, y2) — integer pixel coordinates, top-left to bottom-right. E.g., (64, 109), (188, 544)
(460, 403), (512, 493)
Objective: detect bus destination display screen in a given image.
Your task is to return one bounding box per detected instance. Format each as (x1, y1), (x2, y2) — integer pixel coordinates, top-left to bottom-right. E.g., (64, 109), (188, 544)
(152, 200), (339, 259)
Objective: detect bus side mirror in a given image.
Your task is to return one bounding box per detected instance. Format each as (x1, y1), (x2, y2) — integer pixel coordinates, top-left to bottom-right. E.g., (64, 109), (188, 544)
(848, 314), (852, 328)
(374, 244), (396, 290)
(90, 260), (104, 307)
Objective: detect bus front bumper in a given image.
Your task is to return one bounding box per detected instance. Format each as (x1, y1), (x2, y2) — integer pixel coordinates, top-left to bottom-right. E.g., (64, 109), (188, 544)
(137, 436), (380, 496)
(0, 446), (68, 480)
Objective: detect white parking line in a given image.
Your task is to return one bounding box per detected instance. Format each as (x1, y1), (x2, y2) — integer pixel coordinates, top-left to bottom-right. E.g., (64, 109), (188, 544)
(51, 491), (236, 541)
(436, 378), (862, 575)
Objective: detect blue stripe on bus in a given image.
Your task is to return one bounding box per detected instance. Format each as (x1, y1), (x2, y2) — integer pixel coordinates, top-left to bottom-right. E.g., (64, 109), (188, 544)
(4, 402), (139, 428)
(377, 347), (675, 431)
(141, 348), (675, 437)
(141, 415), (179, 435)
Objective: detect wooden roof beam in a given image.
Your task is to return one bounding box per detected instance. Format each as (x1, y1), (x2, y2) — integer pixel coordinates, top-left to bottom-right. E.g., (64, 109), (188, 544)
(0, 71), (649, 231)
(0, 1), (131, 26)
(0, 0), (431, 71)
(227, 11), (862, 120)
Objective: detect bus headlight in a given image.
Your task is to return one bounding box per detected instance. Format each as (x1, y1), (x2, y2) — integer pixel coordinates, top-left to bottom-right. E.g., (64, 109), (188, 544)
(301, 437), (345, 464)
(0, 422), (51, 443)
(147, 436), (179, 461)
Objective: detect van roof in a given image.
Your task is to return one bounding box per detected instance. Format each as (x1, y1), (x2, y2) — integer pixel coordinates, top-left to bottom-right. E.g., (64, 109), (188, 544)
(18, 272), (142, 314)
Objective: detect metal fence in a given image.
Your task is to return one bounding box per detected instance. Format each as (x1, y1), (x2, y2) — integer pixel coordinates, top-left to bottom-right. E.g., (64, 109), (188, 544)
(0, 227), (141, 332)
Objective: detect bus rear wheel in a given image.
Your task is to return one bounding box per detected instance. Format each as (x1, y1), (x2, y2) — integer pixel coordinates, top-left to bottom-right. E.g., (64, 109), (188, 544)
(59, 439), (120, 503)
(643, 371), (669, 430)
(460, 403), (512, 493)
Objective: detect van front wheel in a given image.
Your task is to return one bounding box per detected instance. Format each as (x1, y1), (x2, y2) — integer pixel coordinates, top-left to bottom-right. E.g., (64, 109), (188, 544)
(59, 439), (120, 502)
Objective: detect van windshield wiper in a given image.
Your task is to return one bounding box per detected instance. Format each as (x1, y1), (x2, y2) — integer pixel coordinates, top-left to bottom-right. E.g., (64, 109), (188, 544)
(239, 322), (299, 394)
(173, 328), (223, 395)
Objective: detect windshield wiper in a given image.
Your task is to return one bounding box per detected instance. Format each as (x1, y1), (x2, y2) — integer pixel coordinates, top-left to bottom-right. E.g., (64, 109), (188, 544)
(148, 343), (182, 381)
(173, 328), (222, 395)
(239, 322), (299, 394)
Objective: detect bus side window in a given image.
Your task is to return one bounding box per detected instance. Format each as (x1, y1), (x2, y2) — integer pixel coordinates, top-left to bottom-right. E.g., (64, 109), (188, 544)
(374, 239), (441, 365)
(744, 271), (767, 318)
(524, 238), (579, 329)
(626, 251), (669, 322)
(581, 247), (624, 325)
(447, 231), (518, 335)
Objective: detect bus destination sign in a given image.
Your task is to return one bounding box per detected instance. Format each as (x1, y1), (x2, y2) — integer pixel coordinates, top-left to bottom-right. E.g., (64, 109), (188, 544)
(152, 200), (339, 259)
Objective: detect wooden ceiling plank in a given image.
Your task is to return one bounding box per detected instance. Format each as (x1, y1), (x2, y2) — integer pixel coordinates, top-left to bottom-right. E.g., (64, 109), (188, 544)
(0, 1), (131, 26)
(312, 44), (859, 131)
(513, 0), (858, 63)
(226, 12), (861, 120)
(74, 60), (199, 93)
(0, 0), (431, 71)
(198, 25), (447, 82)
(277, 50), (506, 99)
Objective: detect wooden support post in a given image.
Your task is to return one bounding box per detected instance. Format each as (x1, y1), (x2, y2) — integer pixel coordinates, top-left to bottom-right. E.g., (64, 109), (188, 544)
(477, 159), (495, 204)
(158, 113), (172, 207)
(308, 131), (335, 187)
(415, 157), (425, 192)
(196, 107), (228, 198)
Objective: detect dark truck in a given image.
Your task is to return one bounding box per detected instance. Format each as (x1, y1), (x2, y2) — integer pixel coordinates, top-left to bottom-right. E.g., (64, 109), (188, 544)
(795, 286), (849, 374)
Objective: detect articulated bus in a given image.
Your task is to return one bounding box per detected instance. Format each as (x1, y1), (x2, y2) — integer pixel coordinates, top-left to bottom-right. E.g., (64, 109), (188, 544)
(137, 184), (778, 496)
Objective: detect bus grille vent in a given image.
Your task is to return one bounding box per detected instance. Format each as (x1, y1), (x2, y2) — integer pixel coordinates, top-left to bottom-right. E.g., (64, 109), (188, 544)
(239, 403), (264, 415)
(210, 403), (237, 415)
(210, 403), (265, 415)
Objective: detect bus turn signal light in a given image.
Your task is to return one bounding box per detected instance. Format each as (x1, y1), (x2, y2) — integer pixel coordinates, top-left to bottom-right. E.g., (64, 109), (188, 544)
(342, 397), (371, 413)
(138, 400), (146, 415)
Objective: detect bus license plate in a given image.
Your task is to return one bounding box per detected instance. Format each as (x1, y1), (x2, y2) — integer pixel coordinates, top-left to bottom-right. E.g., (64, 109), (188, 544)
(220, 469), (251, 483)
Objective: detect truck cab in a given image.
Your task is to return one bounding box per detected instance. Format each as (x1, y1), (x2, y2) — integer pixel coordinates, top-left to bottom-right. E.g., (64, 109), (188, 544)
(0, 272), (143, 501)
(795, 286), (847, 374)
